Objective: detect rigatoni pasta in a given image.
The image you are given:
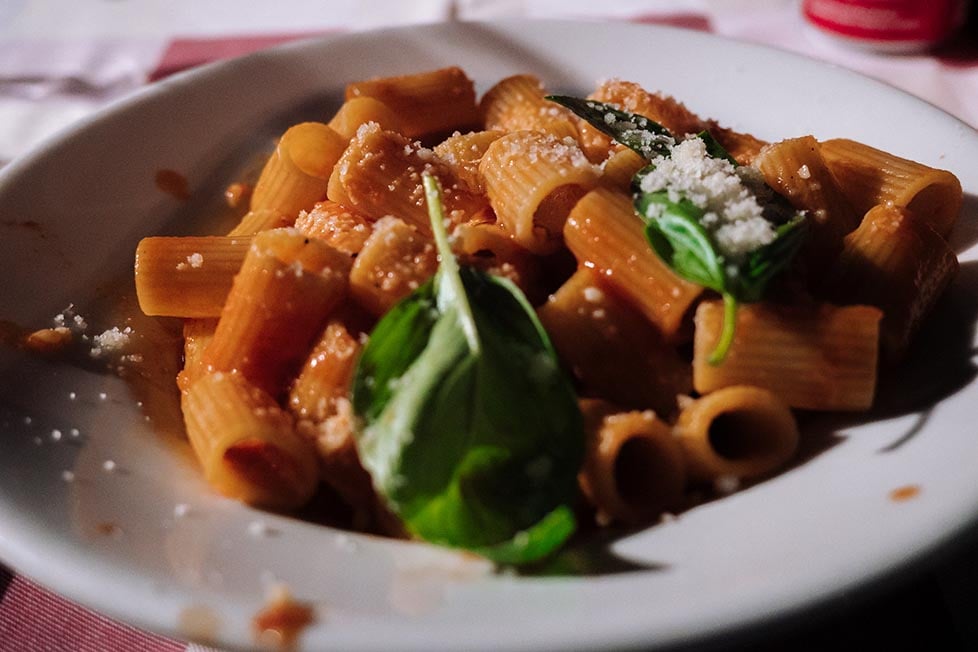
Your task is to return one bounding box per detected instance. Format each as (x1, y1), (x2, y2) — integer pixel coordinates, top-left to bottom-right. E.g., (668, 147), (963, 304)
(692, 300), (882, 411)
(755, 135), (861, 262)
(480, 130), (600, 254)
(674, 386), (798, 483)
(132, 66), (963, 556)
(135, 236), (251, 318)
(820, 138), (963, 237)
(823, 203), (958, 361)
(578, 399), (686, 525)
(250, 122), (346, 219)
(563, 187), (702, 338)
(182, 371), (319, 509)
(203, 228), (351, 397)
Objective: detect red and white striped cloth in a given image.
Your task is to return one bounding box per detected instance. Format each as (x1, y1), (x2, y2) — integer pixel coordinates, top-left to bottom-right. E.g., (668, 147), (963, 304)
(1, 2), (977, 650)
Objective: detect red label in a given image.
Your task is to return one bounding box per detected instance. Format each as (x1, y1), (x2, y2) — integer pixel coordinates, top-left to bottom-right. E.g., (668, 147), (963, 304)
(802, 0), (964, 42)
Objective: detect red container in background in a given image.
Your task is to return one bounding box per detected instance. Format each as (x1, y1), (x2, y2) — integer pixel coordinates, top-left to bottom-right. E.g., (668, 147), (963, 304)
(802, 0), (968, 52)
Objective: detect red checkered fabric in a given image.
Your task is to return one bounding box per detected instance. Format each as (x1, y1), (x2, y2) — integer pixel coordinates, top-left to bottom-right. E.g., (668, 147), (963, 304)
(0, 566), (186, 652)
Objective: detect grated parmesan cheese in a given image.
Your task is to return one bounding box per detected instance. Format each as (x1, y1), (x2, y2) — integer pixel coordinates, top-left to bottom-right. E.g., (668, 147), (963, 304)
(638, 138), (776, 260)
(90, 326), (133, 358)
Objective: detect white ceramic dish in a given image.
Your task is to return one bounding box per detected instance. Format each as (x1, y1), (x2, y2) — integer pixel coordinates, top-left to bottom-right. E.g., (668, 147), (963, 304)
(1, 20), (977, 651)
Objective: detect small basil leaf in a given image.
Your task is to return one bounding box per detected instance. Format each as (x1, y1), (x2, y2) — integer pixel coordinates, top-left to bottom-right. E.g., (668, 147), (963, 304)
(476, 505), (577, 565)
(695, 130), (738, 166)
(351, 174), (584, 564)
(733, 214), (808, 302)
(545, 95), (674, 159)
(635, 191), (725, 292)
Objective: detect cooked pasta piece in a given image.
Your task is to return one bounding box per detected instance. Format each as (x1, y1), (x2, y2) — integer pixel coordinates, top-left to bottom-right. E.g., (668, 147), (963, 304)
(228, 208), (293, 236)
(820, 138), (963, 237)
(823, 203), (958, 361)
(344, 66), (479, 138)
(203, 228), (351, 397)
(327, 96), (403, 141)
(479, 74), (579, 140)
(538, 267), (691, 417)
(300, 396), (382, 530)
(289, 321), (362, 423)
(250, 122), (346, 219)
(693, 300), (882, 411)
(177, 318), (218, 393)
(578, 399), (686, 525)
(135, 236), (251, 318)
(182, 371), (318, 509)
(755, 136), (861, 262)
(673, 385), (799, 483)
(285, 312), (382, 525)
(453, 221), (542, 301)
(349, 216), (437, 317)
(294, 200), (373, 255)
(563, 187), (702, 338)
(599, 147), (646, 192)
(432, 129), (505, 194)
(327, 122), (486, 234)
(480, 130), (600, 254)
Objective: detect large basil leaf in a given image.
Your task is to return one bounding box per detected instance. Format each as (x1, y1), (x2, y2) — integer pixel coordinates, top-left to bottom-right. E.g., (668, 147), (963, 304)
(351, 174), (584, 564)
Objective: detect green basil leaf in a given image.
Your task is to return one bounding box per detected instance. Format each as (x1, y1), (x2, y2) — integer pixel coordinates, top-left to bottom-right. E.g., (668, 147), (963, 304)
(695, 129), (738, 166)
(351, 174), (584, 564)
(635, 191), (725, 293)
(477, 504), (577, 565)
(545, 95), (674, 159)
(733, 213), (808, 302)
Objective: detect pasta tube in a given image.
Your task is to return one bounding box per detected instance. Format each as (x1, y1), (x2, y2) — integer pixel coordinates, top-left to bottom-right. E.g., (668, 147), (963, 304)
(578, 399), (686, 524)
(182, 371), (318, 509)
(693, 300), (882, 411)
(327, 122), (486, 234)
(135, 235), (251, 318)
(479, 130), (599, 254)
(563, 187), (702, 338)
(203, 228), (351, 397)
(820, 138), (962, 237)
(432, 129), (505, 194)
(538, 267), (691, 417)
(289, 321), (362, 423)
(327, 96), (402, 141)
(599, 147), (646, 192)
(344, 66), (479, 138)
(177, 318), (218, 393)
(674, 385), (799, 483)
(479, 74), (579, 140)
(348, 216), (437, 317)
(228, 208), (292, 237)
(824, 203), (958, 361)
(250, 122), (346, 218)
(294, 200), (373, 255)
(755, 135), (861, 262)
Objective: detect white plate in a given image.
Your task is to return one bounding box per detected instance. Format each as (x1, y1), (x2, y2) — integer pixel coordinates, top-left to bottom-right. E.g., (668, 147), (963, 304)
(1, 20), (977, 652)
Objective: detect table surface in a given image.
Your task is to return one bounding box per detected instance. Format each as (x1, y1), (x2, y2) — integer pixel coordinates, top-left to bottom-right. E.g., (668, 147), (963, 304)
(1, 1), (977, 651)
